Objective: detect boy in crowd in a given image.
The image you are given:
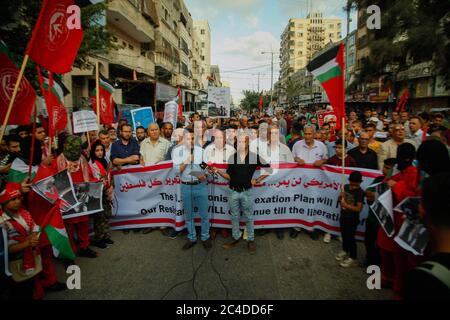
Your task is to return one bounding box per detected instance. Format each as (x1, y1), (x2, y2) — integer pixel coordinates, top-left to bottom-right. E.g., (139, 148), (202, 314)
(336, 171), (365, 268)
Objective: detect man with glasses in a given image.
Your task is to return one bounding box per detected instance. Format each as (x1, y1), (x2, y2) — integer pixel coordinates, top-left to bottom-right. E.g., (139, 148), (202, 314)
(378, 124), (416, 169)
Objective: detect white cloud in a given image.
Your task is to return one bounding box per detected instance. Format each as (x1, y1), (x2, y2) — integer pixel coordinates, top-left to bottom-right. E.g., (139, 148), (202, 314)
(186, 0), (263, 19)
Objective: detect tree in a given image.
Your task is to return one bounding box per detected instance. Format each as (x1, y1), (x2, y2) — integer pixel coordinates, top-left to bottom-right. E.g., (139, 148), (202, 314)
(240, 90), (271, 111)
(285, 78), (300, 108)
(0, 1), (116, 90)
(353, 0), (450, 86)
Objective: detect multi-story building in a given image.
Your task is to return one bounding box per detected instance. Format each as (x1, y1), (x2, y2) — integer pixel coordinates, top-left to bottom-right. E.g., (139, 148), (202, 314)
(278, 12), (341, 105)
(193, 20), (212, 89)
(64, 0), (159, 111)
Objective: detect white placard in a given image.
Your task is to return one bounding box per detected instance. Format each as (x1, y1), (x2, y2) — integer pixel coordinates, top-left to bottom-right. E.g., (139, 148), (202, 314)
(207, 87), (231, 118)
(72, 110), (99, 134)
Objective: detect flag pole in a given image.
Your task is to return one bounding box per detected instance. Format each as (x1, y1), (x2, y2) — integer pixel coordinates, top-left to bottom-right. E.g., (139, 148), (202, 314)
(28, 101), (38, 180)
(0, 54), (30, 145)
(341, 117), (346, 191)
(96, 61), (100, 127)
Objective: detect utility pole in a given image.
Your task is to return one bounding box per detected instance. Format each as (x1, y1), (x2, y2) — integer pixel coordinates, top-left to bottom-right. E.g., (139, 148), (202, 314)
(262, 51), (276, 105)
(257, 72), (260, 92)
(345, 2), (352, 89)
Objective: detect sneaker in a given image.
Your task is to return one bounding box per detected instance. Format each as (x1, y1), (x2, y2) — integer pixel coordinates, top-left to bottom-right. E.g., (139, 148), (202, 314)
(167, 230), (179, 239)
(182, 241), (197, 251)
(210, 228), (218, 240)
(289, 229), (301, 239)
(202, 238), (212, 250)
(309, 231), (319, 240)
(340, 258), (359, 268)
(323, 233), (331, 244)
(275, 229), (284, 240)
(104, 238), (114, 245)
(223, 239), (240, 249)
(335, 251), (348, 261)
(78, 247), (98, 258)
(92, 239), (107, 249)
(247, 241), (256, 255)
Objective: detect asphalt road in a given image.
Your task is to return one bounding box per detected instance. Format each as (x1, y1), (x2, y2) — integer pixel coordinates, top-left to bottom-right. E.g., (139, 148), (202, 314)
(46, 229), (392, 300)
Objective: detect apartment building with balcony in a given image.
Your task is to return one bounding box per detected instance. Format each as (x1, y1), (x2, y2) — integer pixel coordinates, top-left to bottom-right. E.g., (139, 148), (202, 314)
(193, 20), (212, 90)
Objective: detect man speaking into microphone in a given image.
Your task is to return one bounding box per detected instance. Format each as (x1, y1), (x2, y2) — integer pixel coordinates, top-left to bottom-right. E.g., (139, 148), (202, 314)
(172, 129), (211, 251)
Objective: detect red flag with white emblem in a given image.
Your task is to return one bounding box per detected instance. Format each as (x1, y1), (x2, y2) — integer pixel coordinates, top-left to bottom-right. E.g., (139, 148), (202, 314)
(90, 73), (115, 126)
(27, 0), (84, 74)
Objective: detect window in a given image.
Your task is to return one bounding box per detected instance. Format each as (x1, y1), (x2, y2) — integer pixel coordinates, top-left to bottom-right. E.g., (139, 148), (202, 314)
(201, 42), (205, 48)
(329, 33), (333, 38)
(201, 29), (205, 35)
(337, 32), (341, 38)
(128, 44), (134, 50)
(329, 24), (334, 29)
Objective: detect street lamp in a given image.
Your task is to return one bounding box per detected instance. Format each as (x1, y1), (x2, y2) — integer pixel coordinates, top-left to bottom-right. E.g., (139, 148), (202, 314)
(261, 51), (276, 105)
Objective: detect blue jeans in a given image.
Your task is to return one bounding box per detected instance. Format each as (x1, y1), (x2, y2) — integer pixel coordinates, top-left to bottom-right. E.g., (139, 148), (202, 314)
(229, 189), (254, 241)
(181, 183), (210, 242)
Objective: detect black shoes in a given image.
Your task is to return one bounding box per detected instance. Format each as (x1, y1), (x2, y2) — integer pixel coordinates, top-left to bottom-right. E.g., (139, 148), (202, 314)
(182, 241), (197, 251)
(290, 229), (300, 238)
(104, 238), (114, 245)
(78, 247), (98, 258)
(92, 239), (107, 249)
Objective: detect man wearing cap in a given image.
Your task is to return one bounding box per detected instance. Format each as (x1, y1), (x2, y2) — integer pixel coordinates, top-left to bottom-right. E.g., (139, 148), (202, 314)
(56, 136), (98, 259)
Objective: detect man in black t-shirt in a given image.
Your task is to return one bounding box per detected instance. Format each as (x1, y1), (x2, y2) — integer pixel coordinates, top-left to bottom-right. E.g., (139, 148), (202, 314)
(404, 172), (450, 300)
(213, 134), (270, 254)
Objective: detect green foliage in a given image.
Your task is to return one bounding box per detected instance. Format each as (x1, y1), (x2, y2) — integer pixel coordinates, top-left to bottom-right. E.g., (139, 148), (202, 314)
(240, 90), (271, 111)
(354, 0), (450, 86)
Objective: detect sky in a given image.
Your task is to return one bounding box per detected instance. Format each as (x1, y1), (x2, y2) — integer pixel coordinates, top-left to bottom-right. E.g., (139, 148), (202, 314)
(185, 0), (357, 103)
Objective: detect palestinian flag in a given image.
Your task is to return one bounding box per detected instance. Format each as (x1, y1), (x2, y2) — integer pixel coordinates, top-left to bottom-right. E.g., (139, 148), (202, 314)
(0, 40), (36, 125)
(27, 0), (84, 74)
(307, 43), (345, 130)
(43, 204), (75, 260)
(40, 70), (70, 138)
(90, 73), (115, 126)
(8, 158), (38, 184)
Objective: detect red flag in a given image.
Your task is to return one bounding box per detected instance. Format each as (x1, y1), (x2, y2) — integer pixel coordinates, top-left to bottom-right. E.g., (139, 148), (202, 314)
(0, 41), (36, 125)
(258, 94), (263, 110)
(396, 89), (409, 113)
(90, 74), (115, 126)
(178, 86), (183, 118)
(27, 0), (84, 74)
(37, 68), (69, 138)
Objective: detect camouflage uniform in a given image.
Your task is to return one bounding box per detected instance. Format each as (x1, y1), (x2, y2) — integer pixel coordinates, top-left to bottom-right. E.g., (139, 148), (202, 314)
(94, 194), (112, 241)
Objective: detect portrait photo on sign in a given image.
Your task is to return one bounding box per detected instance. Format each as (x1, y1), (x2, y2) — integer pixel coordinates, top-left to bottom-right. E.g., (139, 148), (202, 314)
(370, 197), (395, 237)
(395, 219), (430, 256)
(62, 182), (103, 220)
(32, 169), (79, 212)
(394, 196), (421, 221)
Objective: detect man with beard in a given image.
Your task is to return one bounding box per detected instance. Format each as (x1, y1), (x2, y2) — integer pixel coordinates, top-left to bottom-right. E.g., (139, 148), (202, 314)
(161, 122), (174, 142)
(135, 126), (146, 146)
(0, 135), (21, 188)
(110, 124), (140, 169)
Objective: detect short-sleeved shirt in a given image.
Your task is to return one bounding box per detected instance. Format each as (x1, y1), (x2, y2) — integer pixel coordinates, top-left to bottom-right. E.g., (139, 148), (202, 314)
(226, 152), (269, 190)
(292, 140), (328, 164)
(110, 138), (140, 165)
(140, 137), (170, 165)
(342, 184), (364, 215)
(348, 147), (379, 170)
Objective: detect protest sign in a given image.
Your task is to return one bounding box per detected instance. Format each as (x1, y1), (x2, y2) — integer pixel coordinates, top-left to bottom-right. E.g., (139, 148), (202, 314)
(62, 182), (104, 220)
(370, 189), (395, 237)
(110, 162), (381, 239)
(163, 101), (178, 128)
(130, 107), (154, 130)
(32, 170), (79, 212)
(393, 196), (429, 256)
(72, 110), (99, 134)
(207, 87), (231, 118)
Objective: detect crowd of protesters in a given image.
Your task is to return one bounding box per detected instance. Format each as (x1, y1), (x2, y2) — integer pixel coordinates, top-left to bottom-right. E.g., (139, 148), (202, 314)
(0, 104), (449, 300)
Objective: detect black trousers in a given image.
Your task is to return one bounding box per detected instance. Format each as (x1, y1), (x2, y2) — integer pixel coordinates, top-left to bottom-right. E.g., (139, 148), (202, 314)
(340, 213), (359, 259)
(364, 218), (381, 266)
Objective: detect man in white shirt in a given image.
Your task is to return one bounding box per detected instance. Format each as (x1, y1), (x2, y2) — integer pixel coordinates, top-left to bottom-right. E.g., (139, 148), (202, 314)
(204, 130), (236, 164)
(139, 123), (170, 165)
(262, 125), (294, 164)
(292, 125), (328, 166)
(408, 116), (427, 147)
